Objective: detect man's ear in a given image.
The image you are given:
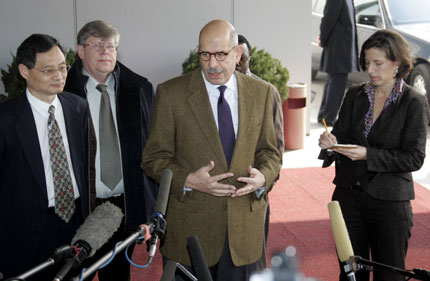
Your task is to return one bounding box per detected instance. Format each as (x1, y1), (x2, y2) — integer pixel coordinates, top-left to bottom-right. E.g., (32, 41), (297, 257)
(235, 44), (243, 64)
(18, 64), (29, 80)
(77, 45), (84, 59)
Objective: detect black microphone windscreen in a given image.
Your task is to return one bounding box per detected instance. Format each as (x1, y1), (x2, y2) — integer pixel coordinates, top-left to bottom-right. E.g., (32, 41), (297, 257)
(155, 169), (173, 215)
(160, 260), (177, 281)
(187, 235), (213, 281)
(328, 201), (354, 262)
(72, 201), (123, 257)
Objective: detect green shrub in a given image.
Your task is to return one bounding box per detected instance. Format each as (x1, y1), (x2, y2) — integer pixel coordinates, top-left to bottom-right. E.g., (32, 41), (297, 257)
(0, 48), (77, 103)
(182, 49), (200, 75)
(0, 53), (25, 103)
(249, 48), (289, 101)
(181, 47), (289, 101)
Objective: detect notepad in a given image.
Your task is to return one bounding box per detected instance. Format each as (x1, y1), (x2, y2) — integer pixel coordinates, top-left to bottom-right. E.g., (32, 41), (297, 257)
(330, 144), (358, 149)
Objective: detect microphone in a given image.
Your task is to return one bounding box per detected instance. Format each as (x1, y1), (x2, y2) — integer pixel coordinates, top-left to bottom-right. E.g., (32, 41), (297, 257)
(187, 235), (213, 281)
(160, 260), (177, 281)
(328, 201), (356, 281)
(147, 169), (172, 263)
(155, 169), (173, 215)
(53, 201), (123, 281)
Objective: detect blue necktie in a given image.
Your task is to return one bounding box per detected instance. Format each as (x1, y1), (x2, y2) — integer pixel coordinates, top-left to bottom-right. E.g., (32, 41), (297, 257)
(217, 85), (235, 166)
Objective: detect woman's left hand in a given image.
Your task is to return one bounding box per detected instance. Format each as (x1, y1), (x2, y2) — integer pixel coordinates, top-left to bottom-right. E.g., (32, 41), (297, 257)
(333, 145), (367, 161)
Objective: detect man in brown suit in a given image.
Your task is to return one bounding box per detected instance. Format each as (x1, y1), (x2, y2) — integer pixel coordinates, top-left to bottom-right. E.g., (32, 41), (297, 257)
(236, 34), (284, 270)
(141, 19), (281, 281)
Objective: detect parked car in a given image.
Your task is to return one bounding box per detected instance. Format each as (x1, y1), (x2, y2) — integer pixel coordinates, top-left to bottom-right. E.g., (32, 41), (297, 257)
(312, 0), (430, 104)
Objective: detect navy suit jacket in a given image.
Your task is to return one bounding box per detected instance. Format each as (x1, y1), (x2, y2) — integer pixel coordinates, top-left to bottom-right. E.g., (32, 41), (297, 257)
(0, 91), (90, 278)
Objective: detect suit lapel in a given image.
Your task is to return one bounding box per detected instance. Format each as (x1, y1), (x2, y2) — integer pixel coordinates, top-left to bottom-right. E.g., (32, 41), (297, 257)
(351, 88), (370, 146)
(14, 94), (47, 197)
(187, 70), (226, 166)
(234, 72), (254, 162)
(59, 93), (82, 189)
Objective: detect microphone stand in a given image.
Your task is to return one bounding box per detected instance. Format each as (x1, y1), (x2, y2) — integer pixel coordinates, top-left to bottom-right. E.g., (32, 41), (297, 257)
(69, 215), (167, 281)
(176, 263), (197, 281)
(352, 256), (430, 281)
(5, 245), (72, 281)
(69, 224), (152, 281)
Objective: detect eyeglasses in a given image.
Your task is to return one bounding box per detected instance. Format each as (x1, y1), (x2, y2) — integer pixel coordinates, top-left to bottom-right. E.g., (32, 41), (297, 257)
(33, 65), (70, 75)
(198, 47), (236, 61)
(83, 42), (117, 52)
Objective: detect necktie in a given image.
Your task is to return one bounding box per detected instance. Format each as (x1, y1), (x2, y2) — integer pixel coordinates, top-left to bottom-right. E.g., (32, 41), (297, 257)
(48, 105), (75, 223)
(217, 85), (235, 166)
(97, 84), (121, 190)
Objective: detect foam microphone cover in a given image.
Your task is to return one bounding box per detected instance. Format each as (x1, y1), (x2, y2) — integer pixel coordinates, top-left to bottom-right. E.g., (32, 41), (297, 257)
(155, 169), (173, 215)
(328, 201), (354, 262)
(72, 201), (123, 257)
(187, 235), (213, 281)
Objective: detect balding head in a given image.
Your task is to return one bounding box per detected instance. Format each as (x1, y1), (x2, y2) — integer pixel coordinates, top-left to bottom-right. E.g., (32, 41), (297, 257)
(197, 20), (242, 85)
(199, 20), (238, 48)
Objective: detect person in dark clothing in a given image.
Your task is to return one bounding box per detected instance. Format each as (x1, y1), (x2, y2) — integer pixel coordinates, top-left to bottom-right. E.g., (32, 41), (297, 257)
(0, 33), (90, 281)
(64, 20), (158, 281)
(319, 29), (430, 281)
(317, 0), (360, 126)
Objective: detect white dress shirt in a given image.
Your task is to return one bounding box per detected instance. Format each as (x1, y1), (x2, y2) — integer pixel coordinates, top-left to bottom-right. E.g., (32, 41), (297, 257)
(26, 90), (80, 207)
(202, 72), (239, 137)
(83, 70), (124, 198)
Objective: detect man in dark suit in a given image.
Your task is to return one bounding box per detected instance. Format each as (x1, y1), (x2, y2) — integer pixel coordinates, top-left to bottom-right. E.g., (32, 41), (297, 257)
(0, 34), (90, 281)
(142, 20), (281, 281)
(64, 20), (158, 281)
(317, 0), (360, 126)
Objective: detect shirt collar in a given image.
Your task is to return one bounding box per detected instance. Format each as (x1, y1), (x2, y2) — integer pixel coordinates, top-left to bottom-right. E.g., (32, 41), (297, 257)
(83, 68), (115, 92)
(26, 88), (60, 112)
(201, 71), (238, 93)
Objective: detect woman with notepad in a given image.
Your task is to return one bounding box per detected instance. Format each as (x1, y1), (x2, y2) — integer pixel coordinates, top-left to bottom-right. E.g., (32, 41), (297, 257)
(318, 30), (430, 281)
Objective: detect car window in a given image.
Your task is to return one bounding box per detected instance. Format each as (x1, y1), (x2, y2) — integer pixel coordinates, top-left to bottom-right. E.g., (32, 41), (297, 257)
(312, 0), (326, 15)
(355, 0), (382, 28)
(385, 0), (430, 24)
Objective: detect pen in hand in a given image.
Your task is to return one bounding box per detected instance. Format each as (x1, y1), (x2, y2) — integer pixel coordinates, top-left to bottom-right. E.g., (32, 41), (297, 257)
(322, 118), (333, 146)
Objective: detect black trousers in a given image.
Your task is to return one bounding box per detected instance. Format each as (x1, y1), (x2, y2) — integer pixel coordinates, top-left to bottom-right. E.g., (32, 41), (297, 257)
(317, 72), (348, 125)
(82, 194), (134, 281)
(163, 232), (258, 281)
(332, 186), (413, 281)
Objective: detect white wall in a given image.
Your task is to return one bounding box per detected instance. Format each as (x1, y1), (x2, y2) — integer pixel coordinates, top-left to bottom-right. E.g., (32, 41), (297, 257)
(0, 0), (311, 108)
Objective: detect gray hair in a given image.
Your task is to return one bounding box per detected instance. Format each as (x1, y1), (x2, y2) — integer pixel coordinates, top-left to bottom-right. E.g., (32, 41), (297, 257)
(77, 20), (120, 45)
(229, 29), (238, 48)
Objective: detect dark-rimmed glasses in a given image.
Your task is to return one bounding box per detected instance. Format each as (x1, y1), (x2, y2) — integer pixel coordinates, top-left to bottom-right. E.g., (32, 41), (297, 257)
(198, 47), (236, 61)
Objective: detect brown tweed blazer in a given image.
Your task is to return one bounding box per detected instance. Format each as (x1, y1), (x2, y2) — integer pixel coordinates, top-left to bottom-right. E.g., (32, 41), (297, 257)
(141, 68), (281, 266)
